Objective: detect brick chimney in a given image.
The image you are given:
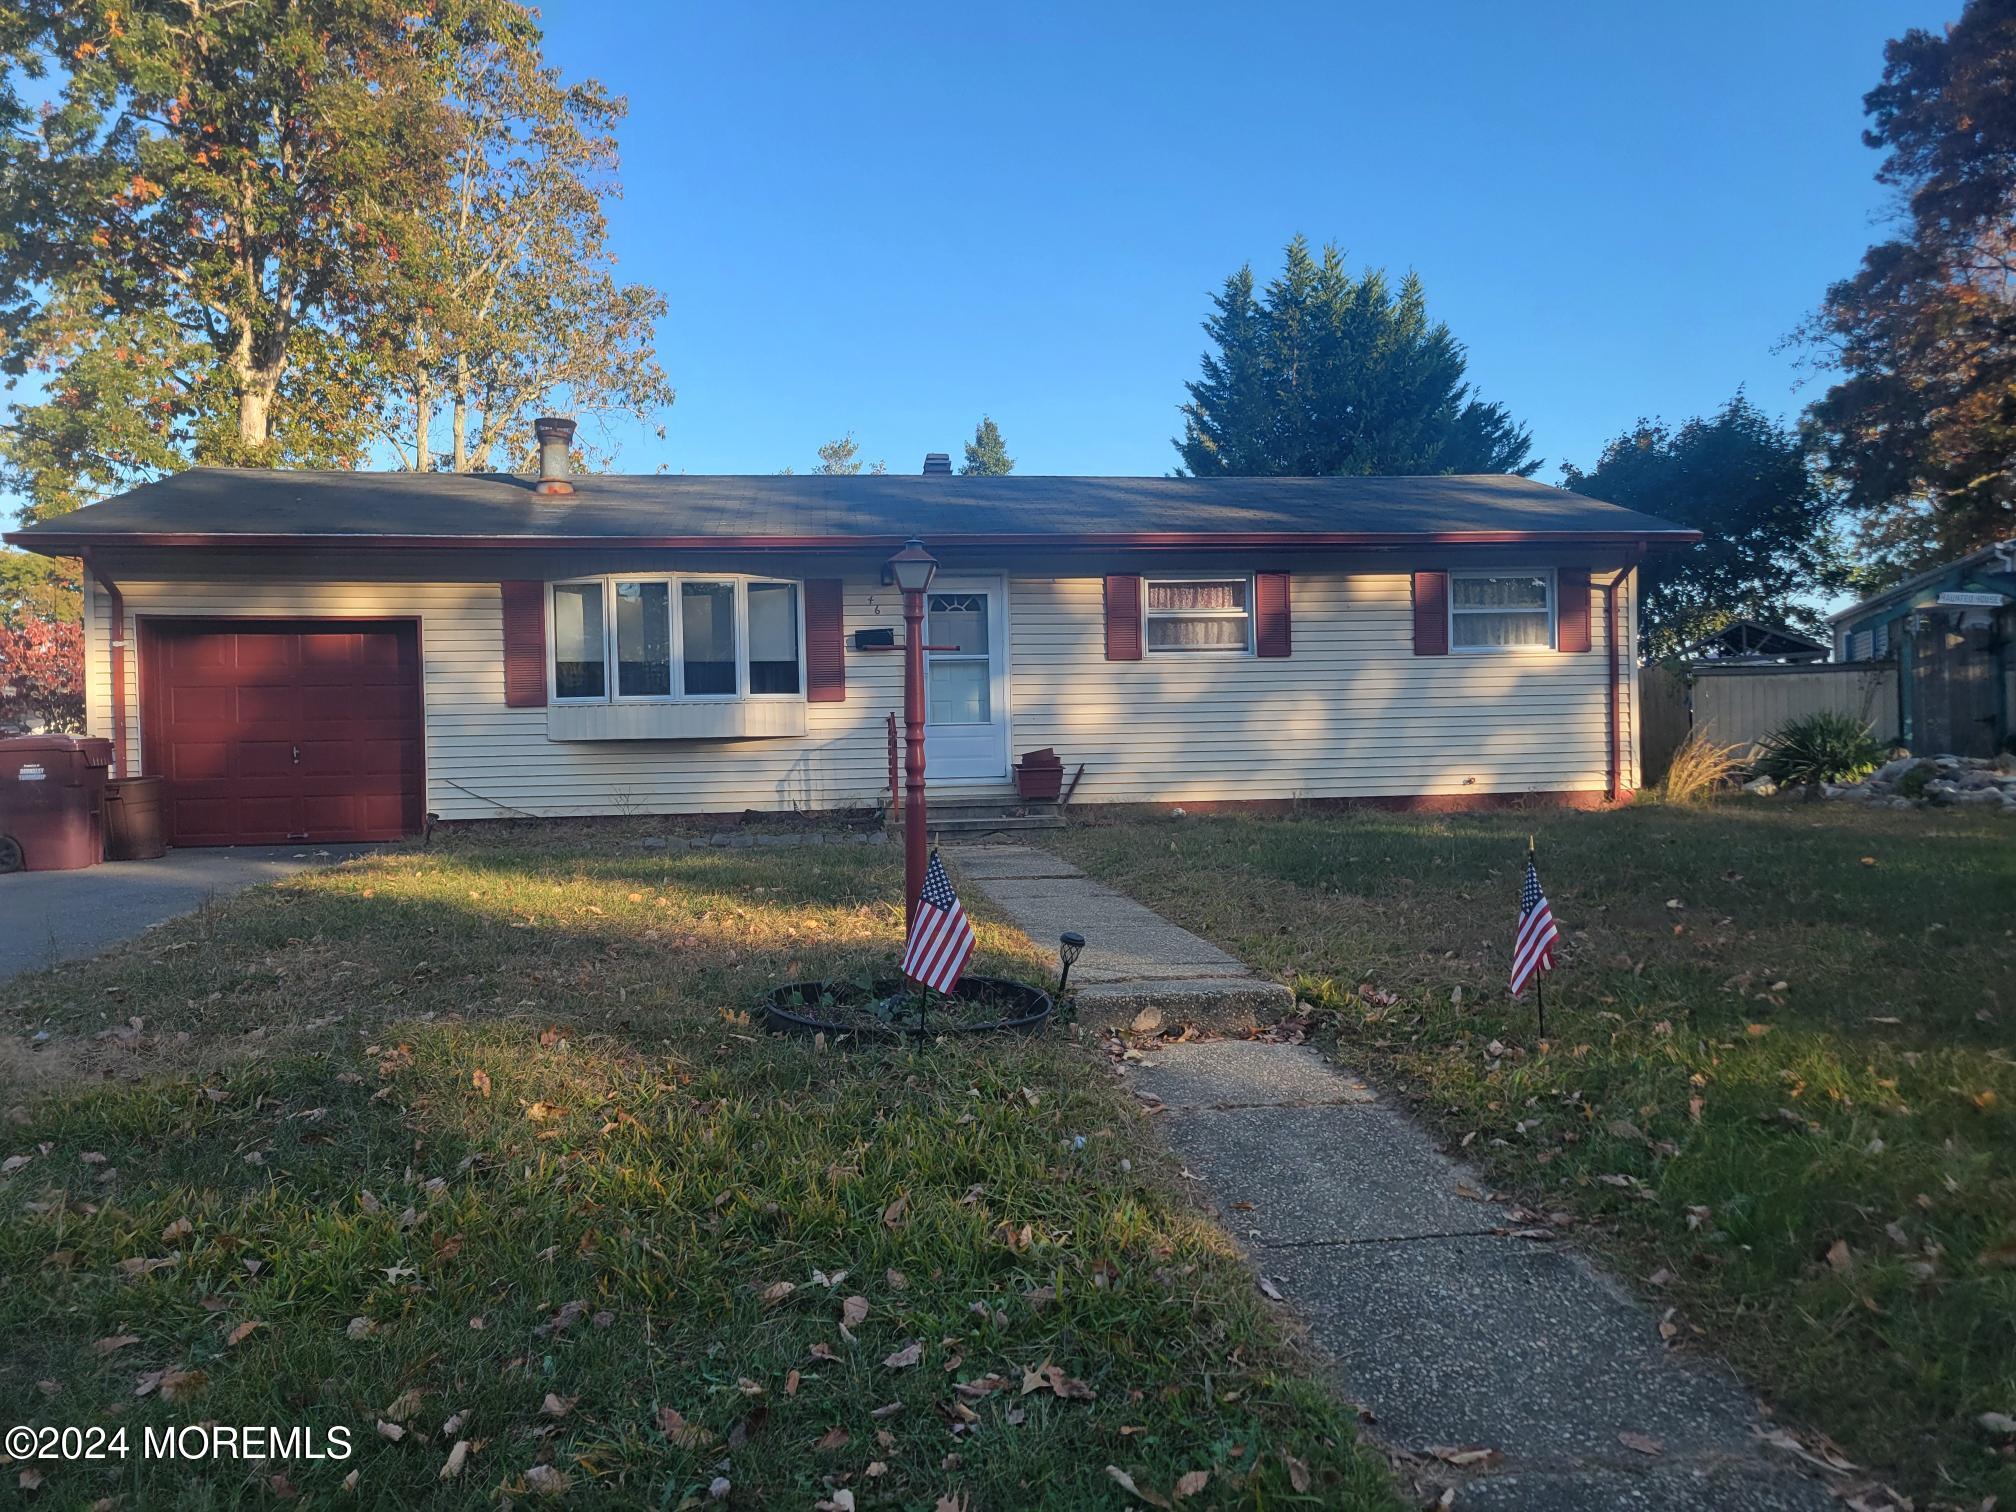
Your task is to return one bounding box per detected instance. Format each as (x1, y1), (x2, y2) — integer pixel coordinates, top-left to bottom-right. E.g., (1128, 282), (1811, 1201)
(534, 417), (577, 495)
(921, 452), (952, 475)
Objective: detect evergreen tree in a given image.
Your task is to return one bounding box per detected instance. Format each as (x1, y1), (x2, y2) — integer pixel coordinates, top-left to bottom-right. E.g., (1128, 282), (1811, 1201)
(1561, 396), (1849, 660)
(814, 434), (884, 475)
(960, 416), (1014, 475)
(1176, 237), (1536, 479)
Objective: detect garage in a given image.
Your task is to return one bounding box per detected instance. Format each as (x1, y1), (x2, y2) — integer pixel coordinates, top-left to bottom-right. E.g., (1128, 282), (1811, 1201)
(138, 620), (424, 846)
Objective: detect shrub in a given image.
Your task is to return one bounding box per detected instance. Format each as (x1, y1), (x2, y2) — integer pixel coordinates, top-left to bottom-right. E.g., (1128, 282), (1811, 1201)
(1754, 711), (1885, 788)
(1895, 763), (1935, 800)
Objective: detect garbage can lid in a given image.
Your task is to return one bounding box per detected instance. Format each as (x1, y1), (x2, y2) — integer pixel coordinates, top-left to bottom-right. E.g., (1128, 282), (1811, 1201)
(0, 734), (100, 753)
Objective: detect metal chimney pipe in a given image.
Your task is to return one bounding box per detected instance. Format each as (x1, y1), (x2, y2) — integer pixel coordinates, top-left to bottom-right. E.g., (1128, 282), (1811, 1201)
(534, 417), (577, 495)
(921, 452), (953, 475)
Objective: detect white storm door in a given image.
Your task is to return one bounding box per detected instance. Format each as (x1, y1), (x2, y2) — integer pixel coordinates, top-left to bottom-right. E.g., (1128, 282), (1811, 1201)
(923, 578), (1009, 782)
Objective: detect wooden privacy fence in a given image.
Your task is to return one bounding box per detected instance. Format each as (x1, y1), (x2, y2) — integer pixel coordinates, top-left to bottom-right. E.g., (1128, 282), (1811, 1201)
(1639, 662), (1901, 780)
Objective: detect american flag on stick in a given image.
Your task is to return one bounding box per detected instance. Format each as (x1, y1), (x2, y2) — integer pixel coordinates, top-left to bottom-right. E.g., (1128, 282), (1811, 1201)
(1509, 846), (1559, 1001)
(901, 850), (976, 994)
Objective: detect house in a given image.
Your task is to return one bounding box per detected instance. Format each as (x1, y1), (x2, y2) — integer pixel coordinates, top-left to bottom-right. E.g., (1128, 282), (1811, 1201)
(2, 423), (1697, 846)
(1830, 538), (2016, 758)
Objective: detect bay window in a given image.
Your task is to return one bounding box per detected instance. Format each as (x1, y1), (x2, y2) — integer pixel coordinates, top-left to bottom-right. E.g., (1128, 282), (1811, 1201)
(550, 577), (803, 702)
(552, 582), (607, 699)
(1449, 572), (1555, 651)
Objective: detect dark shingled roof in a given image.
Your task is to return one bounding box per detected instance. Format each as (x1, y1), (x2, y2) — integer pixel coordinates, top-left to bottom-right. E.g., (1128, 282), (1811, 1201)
(5, 466), (1694, 548)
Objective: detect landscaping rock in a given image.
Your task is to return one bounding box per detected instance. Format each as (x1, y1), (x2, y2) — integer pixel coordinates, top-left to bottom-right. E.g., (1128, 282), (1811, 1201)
(1869, 756), (1919, 785)
(1742, 776), (1779, 797)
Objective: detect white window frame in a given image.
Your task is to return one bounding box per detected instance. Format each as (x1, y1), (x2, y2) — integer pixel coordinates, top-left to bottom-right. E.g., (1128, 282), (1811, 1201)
(1448, 569), (1557, 654)
(1143, 574), (1256, 657)
(547, 575), (808, 706)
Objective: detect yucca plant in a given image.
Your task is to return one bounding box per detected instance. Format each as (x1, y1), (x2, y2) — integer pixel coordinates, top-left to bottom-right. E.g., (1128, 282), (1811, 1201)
(1754, 711), (1884, 788)
(1660, 729), (1745, 803)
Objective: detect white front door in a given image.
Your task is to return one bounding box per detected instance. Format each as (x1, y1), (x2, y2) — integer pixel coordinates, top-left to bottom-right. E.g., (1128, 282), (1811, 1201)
(924, 578), (1009, 783)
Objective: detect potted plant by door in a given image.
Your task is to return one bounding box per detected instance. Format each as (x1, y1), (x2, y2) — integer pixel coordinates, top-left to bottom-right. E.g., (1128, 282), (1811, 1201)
(1013, 747), (1064, 802)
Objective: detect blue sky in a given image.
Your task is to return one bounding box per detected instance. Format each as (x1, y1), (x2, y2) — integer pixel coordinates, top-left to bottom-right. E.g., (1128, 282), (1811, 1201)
(539, 0), (1936, 481)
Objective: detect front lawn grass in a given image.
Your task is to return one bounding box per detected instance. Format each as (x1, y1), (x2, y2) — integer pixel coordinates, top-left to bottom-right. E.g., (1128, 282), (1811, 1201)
(1051, 802), (2016, 1505)
(0, 825), (1398, 1509)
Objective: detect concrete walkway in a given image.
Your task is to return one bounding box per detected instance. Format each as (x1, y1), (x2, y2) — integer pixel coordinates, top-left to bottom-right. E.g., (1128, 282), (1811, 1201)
(0, 845), (376, 984)
(952, 843), (1835, 1510)
(946, 843), (1293, 1026)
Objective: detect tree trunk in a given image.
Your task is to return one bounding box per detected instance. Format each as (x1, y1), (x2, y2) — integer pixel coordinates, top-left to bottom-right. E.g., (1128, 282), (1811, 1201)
(414, 374), (432, 472)
(452, 355), (470, 473)
(236, 384), (273, 449)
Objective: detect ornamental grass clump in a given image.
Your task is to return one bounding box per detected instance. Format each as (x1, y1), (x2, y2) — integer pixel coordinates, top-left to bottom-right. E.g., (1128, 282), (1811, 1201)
(1659, 729), (1745, 804)
(1754, 711), (1885, 788)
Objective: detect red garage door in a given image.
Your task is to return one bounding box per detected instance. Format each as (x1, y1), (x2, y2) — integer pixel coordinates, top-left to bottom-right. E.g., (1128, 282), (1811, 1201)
(140, 620), (423, 846)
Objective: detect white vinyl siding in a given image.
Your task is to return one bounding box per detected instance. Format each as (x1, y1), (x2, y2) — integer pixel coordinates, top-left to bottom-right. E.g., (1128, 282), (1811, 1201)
(1010, 570), (1638, 802)
(77, 560), (1640, 818)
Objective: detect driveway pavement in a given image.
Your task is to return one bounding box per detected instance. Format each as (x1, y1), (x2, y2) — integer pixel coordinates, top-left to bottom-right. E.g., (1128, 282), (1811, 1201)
(0, 845), (377, 983)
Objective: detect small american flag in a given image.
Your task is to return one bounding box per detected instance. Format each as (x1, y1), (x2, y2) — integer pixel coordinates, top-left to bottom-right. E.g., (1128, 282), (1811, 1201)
(901, 850), (976, 993)
(1509, 852), (1559, 998)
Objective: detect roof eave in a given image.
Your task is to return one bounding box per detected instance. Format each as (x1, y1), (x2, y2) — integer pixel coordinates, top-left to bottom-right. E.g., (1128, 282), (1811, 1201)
(5, 527), (1703, 554)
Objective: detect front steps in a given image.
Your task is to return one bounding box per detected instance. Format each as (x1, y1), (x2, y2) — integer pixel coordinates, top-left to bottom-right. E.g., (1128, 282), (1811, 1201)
(902, 799), (1064, 838)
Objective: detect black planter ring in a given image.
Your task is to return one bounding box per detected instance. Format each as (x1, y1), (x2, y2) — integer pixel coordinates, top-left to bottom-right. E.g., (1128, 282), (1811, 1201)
(761, 976), (1053, 1040)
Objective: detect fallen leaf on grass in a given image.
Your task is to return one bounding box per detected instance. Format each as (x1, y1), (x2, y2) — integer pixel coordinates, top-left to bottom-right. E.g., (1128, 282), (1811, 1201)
(135, 1367), (203, 1401)
(226, 1320), (262, 1347)
(883, 1341), (923, 1369)
(540, 1393), (575, 1418)
(654, 1407), (711, 1449)
(17, 1470), (41, 1493)
(785, 1370), (801, 1397)
(841, 1295), (869, 1328)
(1619, 1431), (1662, 1455)
(815, 1426), (849, 1450)
(376, 1421), (405, 1443)
(161, 1217), (192, 1242)
(813, 1493), (855, 1512)
(1256, 1275), (1284, 1301)
(525, 1101), (563, 1122)
(93, 1334), (141, 1356)
(1172, 1469), (1210, 1500)
(882, 1193), (909, 1230)
(757, 1280), (796, 1306)
(1284, 1452), (1311, 1492)
(1825, 1239), (1853, 1273)
(471, 1069), (490, 1098)
(1104, 1465), (1172, 1508)
(1979, 1411), (2016, 1436)
(383, 1389), (424, 1423)
(523, 1463), (569, 1496)
(1021, 1362), (1094, 1400)
(439, 1441), (469, 1480)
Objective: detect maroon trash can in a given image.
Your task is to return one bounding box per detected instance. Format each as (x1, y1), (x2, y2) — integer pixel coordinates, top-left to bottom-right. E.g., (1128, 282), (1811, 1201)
(104, 775), (168, 861)
(0, 735), (114, 873)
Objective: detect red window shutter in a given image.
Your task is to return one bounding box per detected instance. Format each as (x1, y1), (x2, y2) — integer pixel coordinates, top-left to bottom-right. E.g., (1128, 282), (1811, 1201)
(1104, 575), (1143, 661)
(1411, 571), (1449, 656)
(805, 579), (846, 701)
(1255, 571), (1291, 657)
(500, 581), (548, 707)
(1556, 569), (1592, 652)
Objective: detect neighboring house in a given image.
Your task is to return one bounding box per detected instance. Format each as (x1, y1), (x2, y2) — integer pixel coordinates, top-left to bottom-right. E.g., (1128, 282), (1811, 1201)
(1830, 538), (2016, 758)
(2, 427), (1696, 846)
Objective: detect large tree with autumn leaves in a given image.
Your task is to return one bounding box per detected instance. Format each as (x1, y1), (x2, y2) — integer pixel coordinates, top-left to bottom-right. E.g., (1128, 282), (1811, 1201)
(0, 0), (671, 522)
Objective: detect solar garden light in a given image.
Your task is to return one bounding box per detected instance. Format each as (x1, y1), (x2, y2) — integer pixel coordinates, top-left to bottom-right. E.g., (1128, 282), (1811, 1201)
(1057, 931), (1086, 995)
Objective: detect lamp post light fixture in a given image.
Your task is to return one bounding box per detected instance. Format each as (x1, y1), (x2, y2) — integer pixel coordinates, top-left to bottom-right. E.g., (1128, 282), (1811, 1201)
(1057, 931), (1086, 995)
(890, 537), (939, 931)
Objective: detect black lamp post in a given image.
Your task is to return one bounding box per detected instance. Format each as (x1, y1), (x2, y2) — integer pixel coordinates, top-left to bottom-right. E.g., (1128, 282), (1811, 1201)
(888, 538), (939, 933)
(1057, 931), (1086, 995)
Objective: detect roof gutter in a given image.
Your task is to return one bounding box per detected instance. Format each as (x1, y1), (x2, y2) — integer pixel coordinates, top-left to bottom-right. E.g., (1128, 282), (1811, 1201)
(6, 527), (1704, 554)
(81, 548), (128, 779)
